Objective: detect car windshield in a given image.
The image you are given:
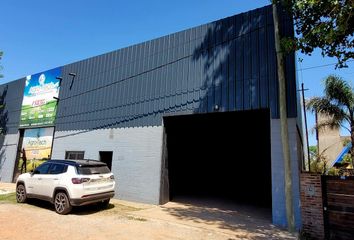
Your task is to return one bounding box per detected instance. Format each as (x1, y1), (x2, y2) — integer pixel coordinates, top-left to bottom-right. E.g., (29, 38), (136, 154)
(77, 165), (110, 175)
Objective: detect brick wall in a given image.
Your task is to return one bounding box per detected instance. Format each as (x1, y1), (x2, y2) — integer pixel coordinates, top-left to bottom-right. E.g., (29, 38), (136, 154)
(300, 173), (325, 239)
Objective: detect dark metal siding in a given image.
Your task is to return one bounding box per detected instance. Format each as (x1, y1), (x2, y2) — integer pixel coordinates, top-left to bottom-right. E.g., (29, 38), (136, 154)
(0, 78), (25, 136)
(55, 5), (296, 131)
(1, 5), (297, 132)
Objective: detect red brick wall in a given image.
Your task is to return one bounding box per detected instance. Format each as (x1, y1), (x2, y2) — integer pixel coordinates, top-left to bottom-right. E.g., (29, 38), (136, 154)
(300, 173), (325, 239)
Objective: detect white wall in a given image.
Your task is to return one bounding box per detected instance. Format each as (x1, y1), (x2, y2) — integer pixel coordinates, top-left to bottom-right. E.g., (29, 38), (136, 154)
(271, 118), (302, 229)
(52, 126), (164, 204)
(0, 119), (302, 230)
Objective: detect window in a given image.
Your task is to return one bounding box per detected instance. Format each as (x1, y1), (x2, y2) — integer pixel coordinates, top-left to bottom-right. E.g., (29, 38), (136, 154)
(33, 162), (51, 174)
(48, 163), (67, 174)
(65, 151), (85, 160)
(77, 166), (111, 175)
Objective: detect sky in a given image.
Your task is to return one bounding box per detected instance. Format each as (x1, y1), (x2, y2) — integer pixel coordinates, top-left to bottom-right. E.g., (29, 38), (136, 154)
(1, 0), (353, 146)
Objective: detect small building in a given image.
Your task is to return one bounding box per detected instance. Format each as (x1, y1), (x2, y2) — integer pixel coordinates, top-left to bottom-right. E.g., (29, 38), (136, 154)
(0, 5), (303, 228)
(316, 113), (351, 167)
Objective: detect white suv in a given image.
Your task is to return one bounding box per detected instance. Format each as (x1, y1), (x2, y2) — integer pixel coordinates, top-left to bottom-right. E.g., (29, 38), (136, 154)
(16, 159), (115, 214)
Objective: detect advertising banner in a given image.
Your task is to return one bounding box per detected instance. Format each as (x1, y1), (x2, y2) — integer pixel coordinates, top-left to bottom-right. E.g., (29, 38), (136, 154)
(18, 127), (54, 173)
(20, 67), (61, 127)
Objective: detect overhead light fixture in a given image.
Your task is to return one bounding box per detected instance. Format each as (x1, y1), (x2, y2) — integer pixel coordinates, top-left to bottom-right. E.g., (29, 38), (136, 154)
(68, 73), (77, 90)
(55, 76), (63, 86)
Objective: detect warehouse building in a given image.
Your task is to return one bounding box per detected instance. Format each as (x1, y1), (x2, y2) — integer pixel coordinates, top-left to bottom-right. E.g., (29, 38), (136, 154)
(0, 5), (302, 228)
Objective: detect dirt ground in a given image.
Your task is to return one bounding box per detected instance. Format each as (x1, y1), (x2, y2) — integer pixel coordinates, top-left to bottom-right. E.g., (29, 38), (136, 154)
(0, 183), (296, 240)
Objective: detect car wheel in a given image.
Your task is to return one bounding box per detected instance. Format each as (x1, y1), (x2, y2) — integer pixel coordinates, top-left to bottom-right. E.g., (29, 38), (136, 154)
(16, 184), (27, 203)
(99, 199), (110, 209)
(54, 192), (72, 215)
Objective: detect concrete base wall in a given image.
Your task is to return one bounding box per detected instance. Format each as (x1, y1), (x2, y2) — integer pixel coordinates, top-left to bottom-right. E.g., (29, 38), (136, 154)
(52, 127), (163, 204)
(0, 133), (19, 182)
(271, 118), (302, 229)
(0, 118), (302, 230)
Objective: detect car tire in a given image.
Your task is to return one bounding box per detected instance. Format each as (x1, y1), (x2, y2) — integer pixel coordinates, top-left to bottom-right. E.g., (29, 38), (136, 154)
(54, 192), (72, 215)
(99, 199), (110, 209)
(16, 184), (27, 203)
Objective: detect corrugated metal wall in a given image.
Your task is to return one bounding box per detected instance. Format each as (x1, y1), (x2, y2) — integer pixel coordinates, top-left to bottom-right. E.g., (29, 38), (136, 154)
(0, 5), (297, 133)
(0, 78), (25, 136)
(55, 5), (296, 131)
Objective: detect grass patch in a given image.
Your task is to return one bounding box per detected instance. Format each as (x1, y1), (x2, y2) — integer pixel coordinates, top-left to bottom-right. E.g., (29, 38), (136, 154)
(71, 202), (144, 217)
(126, 215), (147, 222)
(97, 203), (142, 216)
(0, 192), (16, 203)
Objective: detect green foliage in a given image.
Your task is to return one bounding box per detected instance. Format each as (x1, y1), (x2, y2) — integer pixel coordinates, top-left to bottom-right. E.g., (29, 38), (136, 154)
(310, 151), (328, 174)
(306, 75), (354, 168)
(276, 0), (354, 68)
(0, 51), (3, 78)
(0, 192), (16, 203)
(343, 138), (351, 146)
(342, 154), (352, 165)
(309, 145), (317, 160)
(306, 75), (353, 131)
(308, 147), (342, 175)
(326, 167), (340, 176)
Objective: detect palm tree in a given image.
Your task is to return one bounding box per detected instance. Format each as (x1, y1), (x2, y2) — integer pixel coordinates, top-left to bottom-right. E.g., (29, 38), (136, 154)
(307, 75), (354, 167)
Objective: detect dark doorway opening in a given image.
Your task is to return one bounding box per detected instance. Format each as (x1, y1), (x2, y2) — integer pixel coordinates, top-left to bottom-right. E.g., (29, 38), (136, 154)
(12, 129), (25, 182)
(163, 109), (272, 209)
(99, 151), (113, 170)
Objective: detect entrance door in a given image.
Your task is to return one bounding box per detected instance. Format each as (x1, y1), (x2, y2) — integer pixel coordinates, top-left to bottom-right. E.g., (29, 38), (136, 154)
(163, 109), (272, 208)
(99, 151), (113, 170)
(322, 176), (354, 239)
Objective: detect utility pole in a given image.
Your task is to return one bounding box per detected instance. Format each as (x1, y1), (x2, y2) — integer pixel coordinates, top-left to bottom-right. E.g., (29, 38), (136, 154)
(272, 2), (295, 232)
(298, 83), (310, 171)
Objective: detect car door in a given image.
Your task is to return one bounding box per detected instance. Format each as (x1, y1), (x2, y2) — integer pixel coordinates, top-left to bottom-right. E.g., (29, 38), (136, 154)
(41, 163), (67, 197)
(28, 162), (51, 196)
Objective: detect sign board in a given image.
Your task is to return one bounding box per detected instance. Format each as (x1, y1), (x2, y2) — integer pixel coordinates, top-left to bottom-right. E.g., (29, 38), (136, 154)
(20, 68), (61, 127)
(18, 127), (54, 173)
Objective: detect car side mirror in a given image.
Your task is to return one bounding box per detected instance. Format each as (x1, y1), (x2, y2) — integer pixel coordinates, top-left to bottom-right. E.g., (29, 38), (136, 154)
(31, 170), (39, 175)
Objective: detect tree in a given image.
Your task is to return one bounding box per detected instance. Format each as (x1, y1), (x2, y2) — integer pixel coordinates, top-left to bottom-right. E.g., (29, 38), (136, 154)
(277, 0), (354, 68)
(307, 75), (354, 167)
(272, 1), (353, 232)
(0, 51), (3, 78)
(309, 145), (317, 161)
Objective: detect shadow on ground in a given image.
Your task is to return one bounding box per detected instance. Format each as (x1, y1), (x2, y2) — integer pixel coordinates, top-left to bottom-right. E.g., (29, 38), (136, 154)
(26, 199), (115, 215)
(161, 197), (295, 240)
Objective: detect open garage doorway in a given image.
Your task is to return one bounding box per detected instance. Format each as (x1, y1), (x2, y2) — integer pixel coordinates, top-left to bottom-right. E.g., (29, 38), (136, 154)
(163, 109), (272, 215)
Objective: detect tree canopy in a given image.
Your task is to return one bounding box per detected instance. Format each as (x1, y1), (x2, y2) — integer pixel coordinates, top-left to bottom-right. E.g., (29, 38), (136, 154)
(0, 51), (3, 78)
(276, 0), (354, 68)
(306, 75), (354, 165)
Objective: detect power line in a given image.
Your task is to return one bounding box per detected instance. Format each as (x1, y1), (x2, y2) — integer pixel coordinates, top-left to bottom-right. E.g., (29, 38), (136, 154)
(2, 56), (353, 131)
(53, 99), (196, 140)
(4, 55), (353, 118)
(297, 59), (354, 72)
(49, 23), (272, 102)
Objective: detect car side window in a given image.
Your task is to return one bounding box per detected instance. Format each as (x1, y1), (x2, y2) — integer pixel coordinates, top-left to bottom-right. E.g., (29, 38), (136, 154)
(34, 163), (51, 174)
(48, 163), (67, 174)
